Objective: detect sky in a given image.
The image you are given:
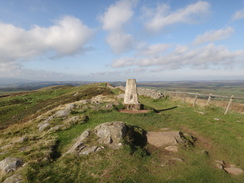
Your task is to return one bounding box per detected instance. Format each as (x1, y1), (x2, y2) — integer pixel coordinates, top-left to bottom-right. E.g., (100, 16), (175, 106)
(0, 0), (244, 81)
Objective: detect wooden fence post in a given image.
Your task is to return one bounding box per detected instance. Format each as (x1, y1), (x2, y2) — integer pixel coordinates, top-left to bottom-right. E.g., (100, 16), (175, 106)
(207, 93), (212, 105)
(239, 105), (244, 113)
(183, 92), (186, 103)
(224, 95), (234, 115)
(193, 93), (198, 107)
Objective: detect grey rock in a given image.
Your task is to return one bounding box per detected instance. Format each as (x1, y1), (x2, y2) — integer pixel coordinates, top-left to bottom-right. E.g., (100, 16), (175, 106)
(20, 137), (28, 143)
(229, 164), (237, 168)
(0, 157), (23, 173)
(164, 146), (178, 152)
(79, 146), (104, 155)
(91, 100), (100, 105)
(79, 146), (99, 155)
(3, 174), (23, 183)
(215, 160), (225, 169)
(19, 146), (31, 152)
(64, 130), (90, 155)
(147, 131), (193, 147)
(105, 103), (114, 109)
(78, 99), (90, 105)
(49, 125), (64, 132)
(0, 151), (8, 155)
(94, 121), (127, 148)
(224, 167), (244, 175)
(38, 123), (50, 132)
(64, 116), (81, 125)
(43, 115), (54, 123)
(65, 103), (75, 110)
(0, 144), (13, 150)
(55, 109), (70, 118)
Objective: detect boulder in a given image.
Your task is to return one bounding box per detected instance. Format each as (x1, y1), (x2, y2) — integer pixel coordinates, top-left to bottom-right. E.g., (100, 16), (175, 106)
(65, 122), (128, 156)
(0, 157), (23, 173)
(94, 122), (127, 148)
(3, 174), (23, 183)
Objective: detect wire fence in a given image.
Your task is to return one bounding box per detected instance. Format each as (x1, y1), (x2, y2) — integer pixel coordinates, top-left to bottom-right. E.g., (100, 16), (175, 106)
(164, 91), (244, 115)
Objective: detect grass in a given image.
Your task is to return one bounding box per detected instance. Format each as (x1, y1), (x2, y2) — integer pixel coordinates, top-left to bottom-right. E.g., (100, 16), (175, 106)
(0, 84), (111, 129)
(0, 84), (243, 183)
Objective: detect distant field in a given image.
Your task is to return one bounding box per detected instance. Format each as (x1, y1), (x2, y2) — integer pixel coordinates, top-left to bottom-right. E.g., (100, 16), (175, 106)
(137, 81), (244, 97)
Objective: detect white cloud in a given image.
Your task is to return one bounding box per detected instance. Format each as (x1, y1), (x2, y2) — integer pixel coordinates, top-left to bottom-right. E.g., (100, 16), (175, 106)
(112, 44), (244, 70)
(100, 0), (136, 54)
(232, 9), (244, 20)
(0, 16), (94, 63)
(193, 27), (234, 45)
(144, 1), (210, 32)
(106, 31), (134, 53)
(100, 0), (136, 31)
(0, 65), (82, 81)
(112, 57), (135, 68)
(138, 43), (171, 56)
(0, 62), (22, 75)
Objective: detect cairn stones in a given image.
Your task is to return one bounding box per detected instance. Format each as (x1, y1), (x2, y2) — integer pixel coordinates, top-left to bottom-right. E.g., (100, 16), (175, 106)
(124, 79), (141, 110)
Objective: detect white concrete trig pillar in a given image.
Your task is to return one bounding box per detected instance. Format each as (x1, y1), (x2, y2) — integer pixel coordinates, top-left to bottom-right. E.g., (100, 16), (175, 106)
(124, 79), (141, 110)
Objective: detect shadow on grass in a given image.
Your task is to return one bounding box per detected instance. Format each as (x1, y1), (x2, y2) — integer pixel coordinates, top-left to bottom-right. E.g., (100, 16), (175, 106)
(154, 106), (178, 113)
(126, 125), (151, 156)
(50, 140), (62, 160)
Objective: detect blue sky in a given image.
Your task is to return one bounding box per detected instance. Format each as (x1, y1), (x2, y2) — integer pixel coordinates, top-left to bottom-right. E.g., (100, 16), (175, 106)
(0, 0), (244, 81)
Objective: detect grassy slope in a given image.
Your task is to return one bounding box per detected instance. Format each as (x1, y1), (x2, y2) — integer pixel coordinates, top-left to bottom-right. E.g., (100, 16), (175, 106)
(0, 84), (243, 183)
(0, 84), (108, 129)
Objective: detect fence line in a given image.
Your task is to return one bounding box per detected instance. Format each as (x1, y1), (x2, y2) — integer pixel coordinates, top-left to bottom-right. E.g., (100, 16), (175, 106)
(164, 91), (244, 115)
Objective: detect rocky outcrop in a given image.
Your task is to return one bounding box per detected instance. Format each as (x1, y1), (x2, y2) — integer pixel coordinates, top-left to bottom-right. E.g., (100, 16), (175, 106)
(224, 166), (244, 176)
(0, 157), (23, 174)
(214, 160), (244, 176)
(38, 122), (50, 132)
(65, 122), (127, 156)
(146, 131), (195, 150)
(2, 174), (23, 183)
(94, 122), (127, 149)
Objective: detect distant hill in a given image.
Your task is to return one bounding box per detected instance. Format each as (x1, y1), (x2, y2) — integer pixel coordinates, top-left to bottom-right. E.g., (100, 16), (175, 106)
(0, 78), (94, 93)
(0, 78), (33, 86)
